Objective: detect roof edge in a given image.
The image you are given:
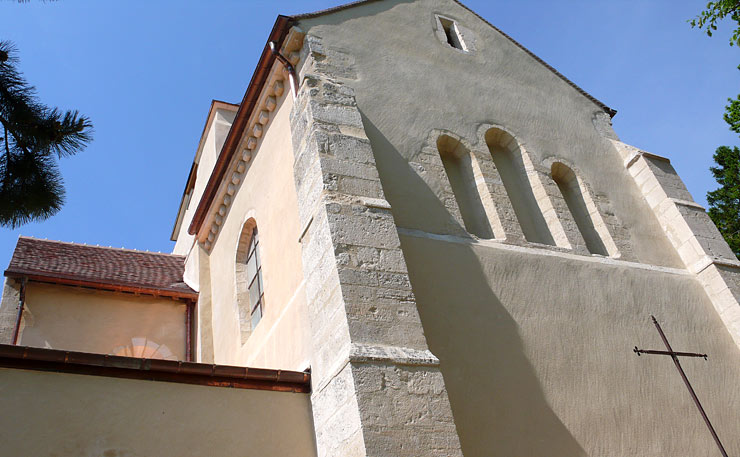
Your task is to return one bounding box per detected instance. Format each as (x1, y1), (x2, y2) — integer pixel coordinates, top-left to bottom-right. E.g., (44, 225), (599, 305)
(0, 344), (311, 393)
(4, 269), (198, 301)
(291, 0), (616, 117)
(170, 100), (241, 242)
(188, 15), (294, 236)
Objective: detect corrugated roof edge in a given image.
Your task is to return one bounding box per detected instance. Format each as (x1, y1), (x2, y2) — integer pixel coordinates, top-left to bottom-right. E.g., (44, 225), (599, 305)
(293, 0), (617, 117)
(0, 344), (311, 392)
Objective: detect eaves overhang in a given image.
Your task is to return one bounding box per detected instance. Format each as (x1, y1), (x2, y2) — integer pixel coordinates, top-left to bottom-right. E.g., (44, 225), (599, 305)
(187, 15), (294, 237)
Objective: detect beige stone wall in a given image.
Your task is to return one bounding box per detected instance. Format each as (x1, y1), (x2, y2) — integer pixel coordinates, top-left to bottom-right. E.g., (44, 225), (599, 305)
(205, 92), (311, 370)
(0, 367), (316, 457)
(18, 283), (187, 360)
(0, 278), (20, 344)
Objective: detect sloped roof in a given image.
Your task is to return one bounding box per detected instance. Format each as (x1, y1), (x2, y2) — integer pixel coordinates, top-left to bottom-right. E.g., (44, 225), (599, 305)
(188, 0), (616, 236)
(4, 237), (196, 299)
(294, 0), (616, 117)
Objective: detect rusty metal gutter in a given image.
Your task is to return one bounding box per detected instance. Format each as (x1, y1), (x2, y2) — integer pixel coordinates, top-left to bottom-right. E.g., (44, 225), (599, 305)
(0, 344), (311, 393)
(188, 15), (294, 236)
(10, 277), (26, 345)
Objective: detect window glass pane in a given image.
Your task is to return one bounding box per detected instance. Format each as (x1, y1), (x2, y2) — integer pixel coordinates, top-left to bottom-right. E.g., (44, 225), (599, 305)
(251, 303), (262, 329)
(249, 278), (260, 306)
(257, 268), (263, 294)
(246, 253), (257, 281)
(254, 242), (260, 267)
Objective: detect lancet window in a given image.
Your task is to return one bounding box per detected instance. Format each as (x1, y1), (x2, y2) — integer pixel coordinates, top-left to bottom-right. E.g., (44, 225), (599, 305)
(235, 219), (265, 342)
(438, 135), (495, 239)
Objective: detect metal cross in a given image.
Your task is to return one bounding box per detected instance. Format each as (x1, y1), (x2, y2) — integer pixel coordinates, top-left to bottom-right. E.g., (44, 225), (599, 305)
(633, 315), (728, 457)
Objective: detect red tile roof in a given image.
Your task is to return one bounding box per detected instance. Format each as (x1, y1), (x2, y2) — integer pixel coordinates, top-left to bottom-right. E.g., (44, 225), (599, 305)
(4, 237), (196, 299)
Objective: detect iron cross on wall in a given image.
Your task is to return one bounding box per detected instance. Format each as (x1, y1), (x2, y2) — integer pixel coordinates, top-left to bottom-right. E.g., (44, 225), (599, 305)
(634, 315), (729, 457)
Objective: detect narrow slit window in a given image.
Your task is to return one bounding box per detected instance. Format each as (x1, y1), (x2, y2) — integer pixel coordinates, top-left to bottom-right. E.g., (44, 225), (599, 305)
(245, 227), (264, 329)
(438, 135), (494, 239)
(438, 17), (467, 51)
(551, 163), (615, 256)
(235, 219), (265, 343)
(486, 128), (556, 245)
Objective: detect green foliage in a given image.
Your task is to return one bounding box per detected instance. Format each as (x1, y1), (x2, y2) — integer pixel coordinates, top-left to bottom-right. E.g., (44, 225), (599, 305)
(724, 93), (740, 134)
(690, 0), (740, 46)
(0, 41), (92, 228)
(707, 146), (740, 258)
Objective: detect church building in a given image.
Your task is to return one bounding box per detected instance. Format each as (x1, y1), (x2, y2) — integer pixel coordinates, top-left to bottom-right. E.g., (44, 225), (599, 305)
(1, 1), (739, 455)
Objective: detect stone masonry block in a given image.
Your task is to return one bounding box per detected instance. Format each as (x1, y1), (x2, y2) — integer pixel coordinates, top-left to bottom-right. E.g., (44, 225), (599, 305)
(308, 101), (364, 129)
(644, 156), (694, 202)
(327, 212), (401, 250)
(0, 279), (20, 344)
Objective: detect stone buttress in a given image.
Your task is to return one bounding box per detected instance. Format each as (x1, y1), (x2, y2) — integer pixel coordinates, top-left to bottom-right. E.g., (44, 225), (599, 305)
(289, 34), (464, 457)
(613, 140), (740, 348)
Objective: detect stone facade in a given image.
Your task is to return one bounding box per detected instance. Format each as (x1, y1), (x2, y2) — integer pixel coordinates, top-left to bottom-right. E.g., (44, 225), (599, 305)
(0, 279), (20, 345)
(289, 33), (463, 456)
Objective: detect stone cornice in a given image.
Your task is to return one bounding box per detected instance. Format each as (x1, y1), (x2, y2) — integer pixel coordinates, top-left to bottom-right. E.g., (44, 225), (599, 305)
(198, 28), (305, 251)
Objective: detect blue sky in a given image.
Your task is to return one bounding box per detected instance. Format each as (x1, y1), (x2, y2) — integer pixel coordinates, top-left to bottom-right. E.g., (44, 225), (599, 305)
(0, 0), (737, 267)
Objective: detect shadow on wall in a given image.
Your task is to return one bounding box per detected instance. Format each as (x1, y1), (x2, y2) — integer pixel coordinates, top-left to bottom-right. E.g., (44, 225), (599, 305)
(361, 114), (587, 457)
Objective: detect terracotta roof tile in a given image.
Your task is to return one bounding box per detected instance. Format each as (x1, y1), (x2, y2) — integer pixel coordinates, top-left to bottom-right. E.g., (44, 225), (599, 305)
(4, 237), (195, 298)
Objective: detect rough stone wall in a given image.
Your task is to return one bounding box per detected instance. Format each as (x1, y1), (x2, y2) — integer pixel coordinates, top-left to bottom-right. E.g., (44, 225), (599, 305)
(290, 33), (463, 457)
(0, 279), (20, 344)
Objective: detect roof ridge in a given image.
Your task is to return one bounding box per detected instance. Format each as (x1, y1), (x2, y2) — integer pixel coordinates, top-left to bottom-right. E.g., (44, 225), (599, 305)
(17, 236), (184, 258)
(290, 0), (616, 117)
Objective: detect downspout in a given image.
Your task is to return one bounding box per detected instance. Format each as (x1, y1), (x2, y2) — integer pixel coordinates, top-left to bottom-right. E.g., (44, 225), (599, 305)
(269, 41), (299, 98)
(185, 300), (193, 362)
(11, 277), (27, 345)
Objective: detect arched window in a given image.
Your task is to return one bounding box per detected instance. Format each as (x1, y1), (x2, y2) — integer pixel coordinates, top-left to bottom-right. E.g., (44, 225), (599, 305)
(551, 163), (616, 256)
(235, 219), (264, 342)
(438, 134), (494, 239)
(485, 128), (556, 245)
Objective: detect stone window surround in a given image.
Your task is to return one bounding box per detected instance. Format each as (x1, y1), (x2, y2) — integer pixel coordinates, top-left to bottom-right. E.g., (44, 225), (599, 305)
(425, 125), (622, 259)
(235, 217), (264, 344)
(545, 158), (620, 257)
(433, 13), (476, 53)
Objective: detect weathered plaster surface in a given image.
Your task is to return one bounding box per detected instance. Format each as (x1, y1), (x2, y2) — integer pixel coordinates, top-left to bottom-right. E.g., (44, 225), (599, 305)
(400, 231), (740, 456)
(19, 283), (187, 360)
(0, 368), (317, 457)
(205, 93), (311, 371)
(299, 0), (681, 267)
(295, 1), (740, 456)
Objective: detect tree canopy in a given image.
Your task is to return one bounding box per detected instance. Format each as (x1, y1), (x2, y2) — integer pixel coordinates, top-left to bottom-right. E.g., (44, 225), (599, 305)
(690, 0), (740, 46)
(0, 40), (92, 228)
(691, 2), (740, 259)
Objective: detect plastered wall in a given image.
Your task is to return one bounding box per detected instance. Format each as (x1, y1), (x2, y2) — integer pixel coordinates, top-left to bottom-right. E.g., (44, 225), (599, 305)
(295, 1), (740, 455)
(298, 0), (681, 268)
(205, 93), (311, 370)
(18, 283), (187, 360)
(400, 232), (740, 456)
(0, 368), (317, 457)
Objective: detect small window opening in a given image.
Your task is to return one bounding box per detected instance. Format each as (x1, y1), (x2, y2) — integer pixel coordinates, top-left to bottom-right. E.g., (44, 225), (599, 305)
(438, 135), (494, 239)
(439, 17), (466, 51)
(485, 128), (556, 246)
(551, 163), (614, 256)
(236, 219), (265, 343)
(245, 227), (264, 329)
